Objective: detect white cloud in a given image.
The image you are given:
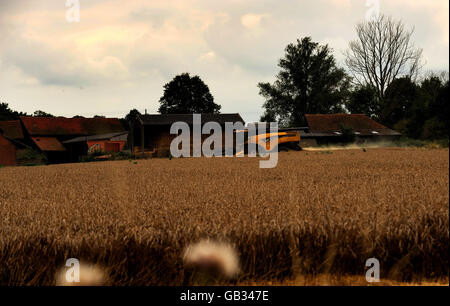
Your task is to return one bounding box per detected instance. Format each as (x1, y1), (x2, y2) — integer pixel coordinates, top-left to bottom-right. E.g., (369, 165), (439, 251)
(241, 13), (270, 29)
(0, 0), (448, 122)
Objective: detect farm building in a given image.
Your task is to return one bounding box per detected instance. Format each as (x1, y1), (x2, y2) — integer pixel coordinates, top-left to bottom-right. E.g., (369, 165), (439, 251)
(19, 116), (126, 163)
(0, 120), (26, 166)
(0, 133), (16, 166)
(0, 120), (25, 141)
(62, 131), (128, 161)
(129, 113), (245, 157)
(298, 114), (401, 146)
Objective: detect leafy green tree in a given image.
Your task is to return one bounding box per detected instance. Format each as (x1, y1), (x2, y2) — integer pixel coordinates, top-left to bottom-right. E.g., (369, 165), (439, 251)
(406, 76), (443, 139)
(259, 110), (276, 123)
(422, 79), (449, 139)
(0, 102), (27, 121)
(33, 110), (54, 117)
(346, 85), (379, 119)
(339, 124), (356, 143)
(125, 109), (141, 122)
(380, 77), (418, 130)
(120, 109), (142, 130)
(158, 73), (221, 114)
(379, 74), (448, 140)
(258, 37), (350, 126)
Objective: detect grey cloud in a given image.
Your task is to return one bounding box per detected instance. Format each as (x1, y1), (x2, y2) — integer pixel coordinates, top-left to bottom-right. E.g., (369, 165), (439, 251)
(2, 37), (129, 87)
(2, 40), (90, 86)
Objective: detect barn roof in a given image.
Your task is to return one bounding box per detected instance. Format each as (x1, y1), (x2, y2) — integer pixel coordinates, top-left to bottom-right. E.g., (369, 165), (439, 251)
(305, 114), (401, 136)
(31, 137), (66, 151)
(62, 131), (128, 144)
(20, 117), (125, 136)
(0, 133), (13, 145)
(0, 120), (24, 139)
(138, 113), (245, 126)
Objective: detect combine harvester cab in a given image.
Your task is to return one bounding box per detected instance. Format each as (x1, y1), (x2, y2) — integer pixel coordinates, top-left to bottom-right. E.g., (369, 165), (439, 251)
(233, 127), (306, 156)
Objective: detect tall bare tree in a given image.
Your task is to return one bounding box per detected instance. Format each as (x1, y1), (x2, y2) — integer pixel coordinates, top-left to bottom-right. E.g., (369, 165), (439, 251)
(345, 15), (423, 102)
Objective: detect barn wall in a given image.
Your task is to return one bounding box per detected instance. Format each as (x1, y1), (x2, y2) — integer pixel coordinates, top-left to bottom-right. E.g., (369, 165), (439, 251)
(0, 135), (17, 166)
(142, 125), (228, 156)
(87, 140), (126, 153)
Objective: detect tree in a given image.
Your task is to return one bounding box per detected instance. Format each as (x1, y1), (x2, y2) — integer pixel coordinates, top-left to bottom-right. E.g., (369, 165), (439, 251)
(158, 73), (221, 114)
(121, 109), (142, 130)
(381, 77), (418, 133)
(346, 85), (379, 118)
(125, 109), (141, 122)
(345, 15), (423, 103)
(339, 124), (356, 143)
(0, 102), (27, 121)
(33, 110), (54, 117)
(422, 79), (449, 140)
(377, 73), (449, 140)
(258, 37), (350, 127)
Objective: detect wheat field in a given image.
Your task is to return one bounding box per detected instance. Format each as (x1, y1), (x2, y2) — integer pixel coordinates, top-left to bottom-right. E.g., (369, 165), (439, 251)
(0, 148), (448, 285)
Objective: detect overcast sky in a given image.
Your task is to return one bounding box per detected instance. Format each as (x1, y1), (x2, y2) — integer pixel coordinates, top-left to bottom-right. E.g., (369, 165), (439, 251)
(0, 0), (448, 122)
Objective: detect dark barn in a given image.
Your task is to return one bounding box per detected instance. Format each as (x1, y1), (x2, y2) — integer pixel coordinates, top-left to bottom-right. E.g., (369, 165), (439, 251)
(129, 113), (245, 157)
(299, 114), (401, 146)
(20, 117), (126, 163)
(0, 120), (26, 166)
(62, 131), (128, 161)
(0, 133), (16, 166)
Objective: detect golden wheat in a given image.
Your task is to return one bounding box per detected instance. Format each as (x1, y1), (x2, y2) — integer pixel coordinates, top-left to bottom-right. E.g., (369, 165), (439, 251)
(0, 148), (448, 285)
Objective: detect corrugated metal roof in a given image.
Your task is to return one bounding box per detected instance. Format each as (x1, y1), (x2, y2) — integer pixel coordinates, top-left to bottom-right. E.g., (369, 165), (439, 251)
(138, 113), (245, 125)
(0, 120), (24, 139)
(20, 117), (125, 136)
(305, 114), (401, 136)
(62, 131), (128, 144)
(31, 137), (66, 151)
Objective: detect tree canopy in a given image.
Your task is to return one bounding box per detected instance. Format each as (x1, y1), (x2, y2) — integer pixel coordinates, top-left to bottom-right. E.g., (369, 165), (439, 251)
(381, 77), (419, 129)
(376, 74), (449, 140)
(125, 109), (141, 122)
(345, 85), (379, 119)
(119, 109), (142, 130)
(0, 102), (27, 121)
(33, 110), (54, 117)
(258, 37), (350, 126)
(158, 73), (221, 114)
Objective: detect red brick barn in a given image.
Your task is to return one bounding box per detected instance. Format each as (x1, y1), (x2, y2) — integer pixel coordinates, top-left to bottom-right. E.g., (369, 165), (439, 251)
(0, 120), (26, 166)
(20, 117), (126, 163)
(0, 133), (16, 166)
(62, 132), (128, 156)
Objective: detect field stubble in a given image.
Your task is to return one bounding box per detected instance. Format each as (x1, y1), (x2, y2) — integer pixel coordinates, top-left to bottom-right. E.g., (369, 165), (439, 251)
(0, 148), (448, 285)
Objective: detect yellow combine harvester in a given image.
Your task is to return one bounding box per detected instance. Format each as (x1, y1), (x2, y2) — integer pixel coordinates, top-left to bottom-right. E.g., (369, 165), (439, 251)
(233, 128), (305, 156)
